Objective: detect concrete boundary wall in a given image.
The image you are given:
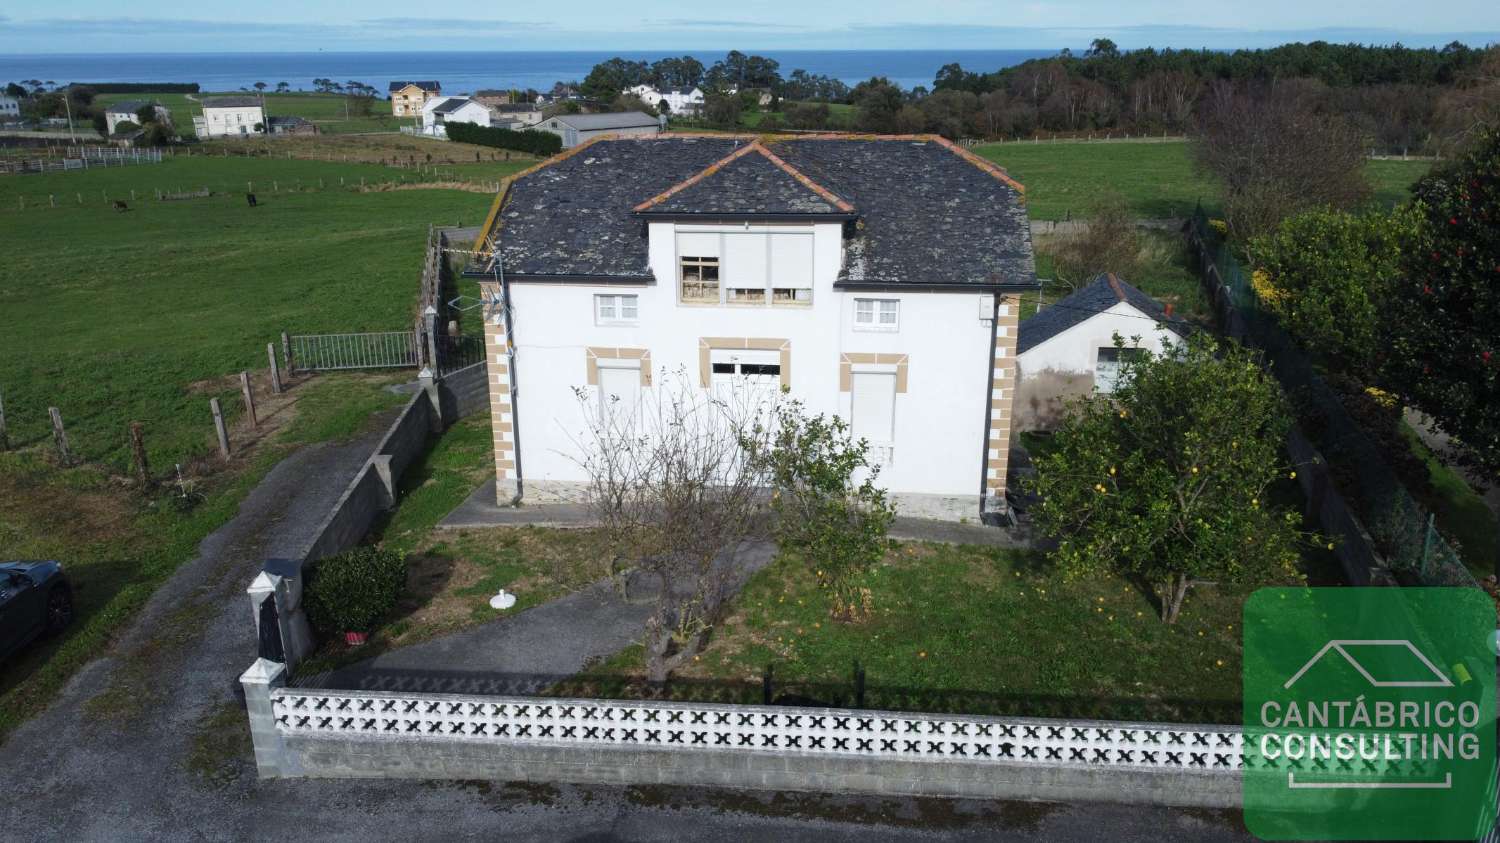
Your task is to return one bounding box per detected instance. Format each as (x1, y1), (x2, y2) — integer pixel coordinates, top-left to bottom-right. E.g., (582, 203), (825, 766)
(249, 377), (446, 669)
(439, 360), (489, 421)
(239, 663), (1244, 808)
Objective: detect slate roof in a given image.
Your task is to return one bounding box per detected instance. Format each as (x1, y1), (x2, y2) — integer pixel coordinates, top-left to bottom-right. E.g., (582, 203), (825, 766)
(634, 143), (854, 217)
(268, 115), (312, 127)
(202, 96), (262, 109)
(1017, 273), (1190, 355)
(479, 135), (1035, 289)
(550, 112), (660, 131)
(105, 100), (149, 114)
(390, 80), (441, 92)
(430, 97), (473, 115)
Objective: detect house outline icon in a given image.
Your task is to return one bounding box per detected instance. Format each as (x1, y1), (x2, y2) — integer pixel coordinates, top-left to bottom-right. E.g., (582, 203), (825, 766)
(1282, 639), (1454, 690)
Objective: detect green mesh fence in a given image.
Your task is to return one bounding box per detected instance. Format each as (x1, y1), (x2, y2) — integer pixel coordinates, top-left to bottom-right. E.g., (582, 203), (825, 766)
(1189, 207), (1478, 589)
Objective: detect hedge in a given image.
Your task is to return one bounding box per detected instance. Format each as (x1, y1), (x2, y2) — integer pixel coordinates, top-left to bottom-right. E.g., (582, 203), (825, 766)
(445, 122), (562, 156)
(80, 83), (200, 94)
(303, 547), (407, 635)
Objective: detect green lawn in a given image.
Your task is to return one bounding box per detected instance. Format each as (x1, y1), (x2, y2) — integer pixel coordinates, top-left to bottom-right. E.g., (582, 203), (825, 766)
(1400, 423), (1498, 580)
(974, 140), (1434, 221)
(0, 154), (491, 734)
(0, 155), (491, 468)
(95, 91), (409, 136)
(567, 542), (1279, 723)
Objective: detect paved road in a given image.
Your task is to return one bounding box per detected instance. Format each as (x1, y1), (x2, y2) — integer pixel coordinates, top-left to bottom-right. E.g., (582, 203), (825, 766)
(0, 422), (1254, 842)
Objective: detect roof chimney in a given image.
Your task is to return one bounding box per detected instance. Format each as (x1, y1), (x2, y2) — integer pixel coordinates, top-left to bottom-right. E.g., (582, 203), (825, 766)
(1164, 303), (1174, 318)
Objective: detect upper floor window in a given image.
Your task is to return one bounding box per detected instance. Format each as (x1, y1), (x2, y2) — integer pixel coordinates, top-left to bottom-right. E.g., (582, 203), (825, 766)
(680, 256), (720, 303)
(676, 228), (813, 307)
(595, 294), (638, 324)
(854, 298), (899, 331)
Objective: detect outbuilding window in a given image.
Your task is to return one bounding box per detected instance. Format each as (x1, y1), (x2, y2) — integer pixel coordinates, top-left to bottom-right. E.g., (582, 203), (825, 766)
(1095, 347), (1146, 393)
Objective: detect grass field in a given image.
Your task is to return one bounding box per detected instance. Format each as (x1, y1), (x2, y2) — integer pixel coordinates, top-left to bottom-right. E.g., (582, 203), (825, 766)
(0, 150), (493, 734)
(974, 140), (1434, 221)
(0, 155), (492, 466)
(95, 91), (410, 136)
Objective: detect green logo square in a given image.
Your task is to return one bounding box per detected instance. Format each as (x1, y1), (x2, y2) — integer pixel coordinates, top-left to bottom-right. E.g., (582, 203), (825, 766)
(1243, 588), (1496, 840)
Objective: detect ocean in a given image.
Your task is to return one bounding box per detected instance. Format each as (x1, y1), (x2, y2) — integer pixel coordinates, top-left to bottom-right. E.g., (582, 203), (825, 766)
(0, 50), (1057, 95)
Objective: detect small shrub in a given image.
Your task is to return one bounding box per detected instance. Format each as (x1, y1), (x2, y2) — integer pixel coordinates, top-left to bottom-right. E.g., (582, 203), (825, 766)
(303, 547), (407, 635)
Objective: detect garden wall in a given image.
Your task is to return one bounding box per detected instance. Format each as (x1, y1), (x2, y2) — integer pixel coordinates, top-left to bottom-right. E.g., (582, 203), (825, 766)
(249, 373), (475, 670)
(240, 661), (1245, 808)
(438, 361), (489, 421)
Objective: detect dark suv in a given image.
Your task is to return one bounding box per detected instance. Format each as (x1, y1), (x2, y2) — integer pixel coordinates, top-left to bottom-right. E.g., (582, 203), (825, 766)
(0, 561), (73, 661)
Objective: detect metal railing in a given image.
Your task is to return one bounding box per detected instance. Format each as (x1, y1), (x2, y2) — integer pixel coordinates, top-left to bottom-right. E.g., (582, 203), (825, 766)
(288, 331), (421, 372)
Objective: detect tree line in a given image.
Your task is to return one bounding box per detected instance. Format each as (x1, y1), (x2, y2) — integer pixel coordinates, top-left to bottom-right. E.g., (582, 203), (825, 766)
(571, 41), (1500, 151)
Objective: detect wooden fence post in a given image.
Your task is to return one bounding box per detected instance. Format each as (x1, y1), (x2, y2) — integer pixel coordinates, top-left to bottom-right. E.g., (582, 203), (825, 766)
(0, 389), (8, 451)
(267, 343), (283, 394)
(281, 331), (293, 372)
(240, 371), (258, 426)
(49, 407), (72, 465)
(210, 398), (230, 458)
(129, 421), (150, 486)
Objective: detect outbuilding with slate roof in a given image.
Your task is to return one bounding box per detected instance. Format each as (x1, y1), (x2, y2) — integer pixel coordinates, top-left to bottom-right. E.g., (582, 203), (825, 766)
(468, 134), (1039, 521)
(1014, 272), (1189, 431)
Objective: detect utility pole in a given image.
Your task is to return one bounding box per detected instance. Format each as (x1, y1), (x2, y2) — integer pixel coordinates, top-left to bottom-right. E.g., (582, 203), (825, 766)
(62, 89), (77, 143)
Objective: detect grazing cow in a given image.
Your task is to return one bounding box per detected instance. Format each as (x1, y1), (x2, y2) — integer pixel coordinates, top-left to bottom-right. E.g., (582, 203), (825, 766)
(111, 200), (128, 212)
(246, 193), (258, 207)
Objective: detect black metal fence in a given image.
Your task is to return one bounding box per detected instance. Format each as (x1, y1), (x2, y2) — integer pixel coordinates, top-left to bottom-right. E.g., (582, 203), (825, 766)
(1188, 207), (1478, 589)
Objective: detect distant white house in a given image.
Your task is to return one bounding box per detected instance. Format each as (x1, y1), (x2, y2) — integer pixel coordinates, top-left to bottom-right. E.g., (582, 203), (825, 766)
(1013, 273), (1188, 431)
(103, 100), (171, 135)
(625, 84), (704, 115)
(488, 103), (545, 127)
(0, 94), (20, 122)
(534, 111), (661, 148)
(419, 96), (494, 138)
(193, 96), (266, 138)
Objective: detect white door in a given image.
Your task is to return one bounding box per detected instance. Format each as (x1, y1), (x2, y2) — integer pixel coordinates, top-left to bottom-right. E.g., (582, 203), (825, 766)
(850, 371), (896, 465)
(709, 349), (781, 419)
(597, 361), (641, 425)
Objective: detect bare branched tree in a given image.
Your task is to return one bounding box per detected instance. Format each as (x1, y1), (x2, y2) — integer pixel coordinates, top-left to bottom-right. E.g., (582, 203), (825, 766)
(1050, 190), (1140, 290)
(1192, 80), (1371, 240)
(572, 369), (775, 682)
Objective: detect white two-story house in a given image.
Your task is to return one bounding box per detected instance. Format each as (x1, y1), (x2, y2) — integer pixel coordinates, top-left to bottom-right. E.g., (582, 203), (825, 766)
(469, 135), (1036, 521)
(626, 84), (706, 115)
(419, 96), (493, 138)
(193, 96), (265, 137)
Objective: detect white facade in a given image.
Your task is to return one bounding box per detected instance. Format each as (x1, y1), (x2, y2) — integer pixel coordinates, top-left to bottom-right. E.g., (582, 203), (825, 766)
(1014, 300), (1180, 430)
(104, 104), (169, 135)
(626, 85), (705, 114)
(487, 221), (1005, 519)
(419, 97), (493, 138)
(0, 95), (20, 121)
(193, 104), (266, 138)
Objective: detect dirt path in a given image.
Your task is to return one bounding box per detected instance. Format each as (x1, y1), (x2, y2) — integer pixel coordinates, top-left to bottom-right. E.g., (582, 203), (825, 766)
(0, 416), (1252, 842)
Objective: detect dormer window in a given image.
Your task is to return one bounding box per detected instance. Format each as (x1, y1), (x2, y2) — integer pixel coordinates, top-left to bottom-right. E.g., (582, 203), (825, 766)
(680, 256), (720, 302)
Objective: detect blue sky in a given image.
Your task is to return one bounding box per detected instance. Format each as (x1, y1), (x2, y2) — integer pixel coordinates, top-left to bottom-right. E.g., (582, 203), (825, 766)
(1, 2), (1498, 53)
